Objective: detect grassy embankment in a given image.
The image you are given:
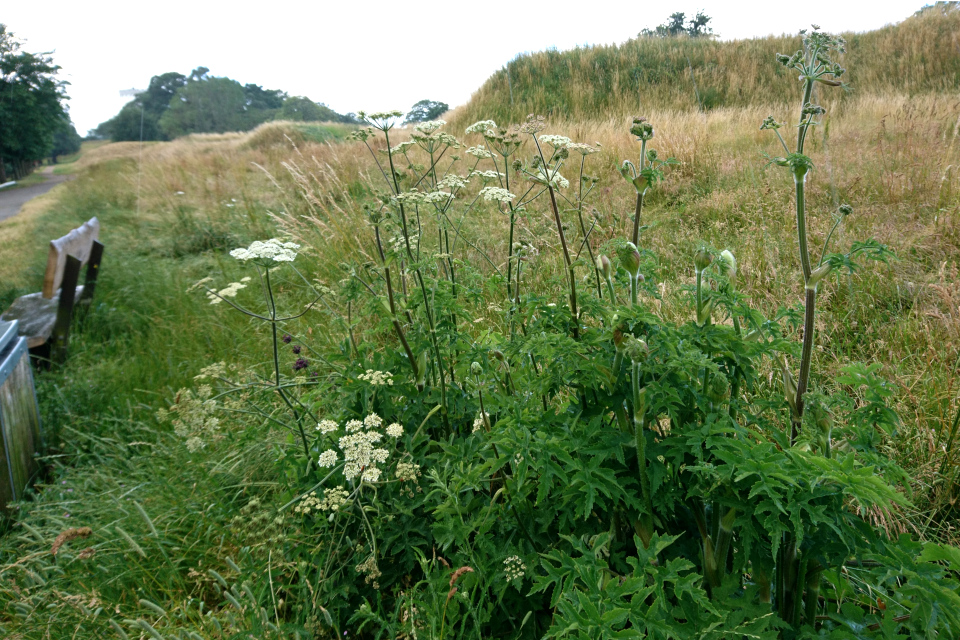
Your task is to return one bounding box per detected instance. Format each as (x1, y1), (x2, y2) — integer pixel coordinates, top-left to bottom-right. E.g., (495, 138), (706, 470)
(0, 10), (958, 634)
(0, 122), (355, 637)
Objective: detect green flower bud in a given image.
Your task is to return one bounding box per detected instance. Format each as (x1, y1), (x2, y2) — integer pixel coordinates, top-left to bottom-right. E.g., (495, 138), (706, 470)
(760, 116), (783, 131)
(694, 248), (712, 272)
(625, 337), (648, 364)
(707, 375), (730, 405)
(470, 362), (483, 376)
(511, 158), (523, 172)
(838, 203), (853, 217)
(629, 117), (654, 141)
(719, 249), (737, 282)
(597, 255), (612, 279)
(618, 242), (641, 277)
(613, 326), (627, 352)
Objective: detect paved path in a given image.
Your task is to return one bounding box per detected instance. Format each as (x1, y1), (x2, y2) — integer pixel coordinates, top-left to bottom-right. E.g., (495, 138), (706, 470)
(0, 167), (74, 222)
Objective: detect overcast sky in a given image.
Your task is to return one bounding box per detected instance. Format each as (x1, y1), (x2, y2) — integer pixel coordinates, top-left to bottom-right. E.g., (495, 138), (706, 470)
(5, 0), (922, 135)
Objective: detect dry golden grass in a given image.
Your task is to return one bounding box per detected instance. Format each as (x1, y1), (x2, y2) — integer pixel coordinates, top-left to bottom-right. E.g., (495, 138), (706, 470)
(45, 95), (960, 529)
(452, 5), (960, 127)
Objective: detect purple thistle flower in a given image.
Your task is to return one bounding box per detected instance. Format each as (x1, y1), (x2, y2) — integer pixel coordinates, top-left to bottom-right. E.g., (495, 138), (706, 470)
(292, 345), (302, 354)
(310, 371), (319, 379)
(282, 334), (293, 344)
(293, 357), (309, 371)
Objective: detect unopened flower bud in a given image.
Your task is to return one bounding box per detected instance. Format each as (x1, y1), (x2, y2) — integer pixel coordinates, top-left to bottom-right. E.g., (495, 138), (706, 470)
(630, 117), (654, 141)
(719, 250), (737, 282)
(707, 375), (729, 405)
(470, 361), (483, 376)
(612, 326), (627, 352)
(618, 242), (641, 277)
(625, 337), (648, 364)
(511, 158), (523, 172)
(597, 255), (612, 279)
(838, 204), (853, 217)
(490, 349), (505, 362)
(694, 248), (712, 272)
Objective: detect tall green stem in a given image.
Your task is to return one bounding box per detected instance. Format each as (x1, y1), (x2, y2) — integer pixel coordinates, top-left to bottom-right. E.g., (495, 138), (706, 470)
(265, 268), (311, 462)
(548, 185), (580, 339)
(632, 361), (654, 548)
(794, 288), (817, 441)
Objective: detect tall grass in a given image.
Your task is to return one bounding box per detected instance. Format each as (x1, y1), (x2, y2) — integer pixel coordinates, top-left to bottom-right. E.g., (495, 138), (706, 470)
(0, 82), (958, 634)
(451, 5), (960, 126)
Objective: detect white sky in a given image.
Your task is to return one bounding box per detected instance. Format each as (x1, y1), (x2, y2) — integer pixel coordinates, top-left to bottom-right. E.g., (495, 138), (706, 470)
(5, 0), (922, 135)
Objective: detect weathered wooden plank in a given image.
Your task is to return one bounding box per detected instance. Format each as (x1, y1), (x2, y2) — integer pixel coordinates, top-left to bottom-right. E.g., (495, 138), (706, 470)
(50, 255), (81, 364)
(78, 240), (104, 306)
(42, 217), (99, 299)
(1, 286), (84, 348)
(0, 321), (42, 507)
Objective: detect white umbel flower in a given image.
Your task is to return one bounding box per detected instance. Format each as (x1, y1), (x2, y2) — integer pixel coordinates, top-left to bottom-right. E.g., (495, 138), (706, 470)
(230, 238), (300, 263)
(480, 187), (516, 203)
(386, 423), (403, 438)
(318, 449), (338, 467)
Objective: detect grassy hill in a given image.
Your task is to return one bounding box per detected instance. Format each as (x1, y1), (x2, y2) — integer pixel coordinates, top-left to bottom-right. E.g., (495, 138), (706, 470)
(453, 4), (960, 125)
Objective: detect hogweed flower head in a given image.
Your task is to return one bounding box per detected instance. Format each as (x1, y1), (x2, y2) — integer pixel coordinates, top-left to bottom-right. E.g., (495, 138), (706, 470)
(385, 423), (403, 438)
(480, 186), (516, 203)
(465, 120), (497, 134)
(519, 114), (546, 134)
(230, 238), (300, 263)
(358, 370), (394, 386)
(630, 117), (654, 141)
(414, 120), (446, 135)
(316, 419), (339, 434)
(466, 145), (493, 159)
(504, 556), (526, 582)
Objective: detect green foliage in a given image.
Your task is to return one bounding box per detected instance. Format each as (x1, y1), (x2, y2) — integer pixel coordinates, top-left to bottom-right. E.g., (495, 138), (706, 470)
(404, 99), (450, 124)
(50, 121), (81, 161)
(145, 34), (960, 635)
(158, 72), (248, 137)
(640, 11), (715, 38)
(93, 68), (355, 142)
(0, 24), (68, 180)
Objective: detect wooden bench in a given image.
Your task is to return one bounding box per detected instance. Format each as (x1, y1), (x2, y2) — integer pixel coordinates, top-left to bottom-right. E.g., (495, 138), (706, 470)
(1, 218), (104, 364)
(0, 319), (43, 509)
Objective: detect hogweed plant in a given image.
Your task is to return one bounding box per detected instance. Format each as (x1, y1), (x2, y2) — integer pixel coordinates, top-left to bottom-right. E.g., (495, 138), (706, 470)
(159, 28), (960, 639)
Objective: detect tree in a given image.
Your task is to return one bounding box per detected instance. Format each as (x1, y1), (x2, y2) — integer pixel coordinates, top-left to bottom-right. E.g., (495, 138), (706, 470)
(159, 71), (247, 138)
(50, 120), (81, 163)
(0, 24), (69, 181)
(92, 71), (186, 142)
(640, 11), (715, 38)
(403, 99), (449, 124)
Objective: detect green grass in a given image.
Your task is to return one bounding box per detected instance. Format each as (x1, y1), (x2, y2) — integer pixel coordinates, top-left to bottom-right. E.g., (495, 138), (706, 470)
(0, 159), (292, 638)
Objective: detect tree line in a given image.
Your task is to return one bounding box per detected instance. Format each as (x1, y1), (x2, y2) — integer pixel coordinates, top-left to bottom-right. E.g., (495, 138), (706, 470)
(0, 24), (80, 182)
(92, 67), (359, 142)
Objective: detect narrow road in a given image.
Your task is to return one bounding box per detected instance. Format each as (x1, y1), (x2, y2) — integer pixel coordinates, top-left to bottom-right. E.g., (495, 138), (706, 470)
(0, 167), (75, 222)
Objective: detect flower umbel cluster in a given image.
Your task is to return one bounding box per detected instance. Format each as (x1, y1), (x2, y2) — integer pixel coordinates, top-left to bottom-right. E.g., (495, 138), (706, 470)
(504, 555), (526, 582)
(480, 187), (516, 203)
(294, 488), (351, 515)
(207, 277), (251, 304)
(358, 370), (394, 386)
(229, 238), (300, 263)
(317, 413), (401, 483)
(157, 386), (220, 452)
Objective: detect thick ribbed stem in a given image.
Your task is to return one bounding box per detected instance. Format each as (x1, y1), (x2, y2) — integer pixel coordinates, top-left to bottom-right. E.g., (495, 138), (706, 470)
(793, 288), (817, 443)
